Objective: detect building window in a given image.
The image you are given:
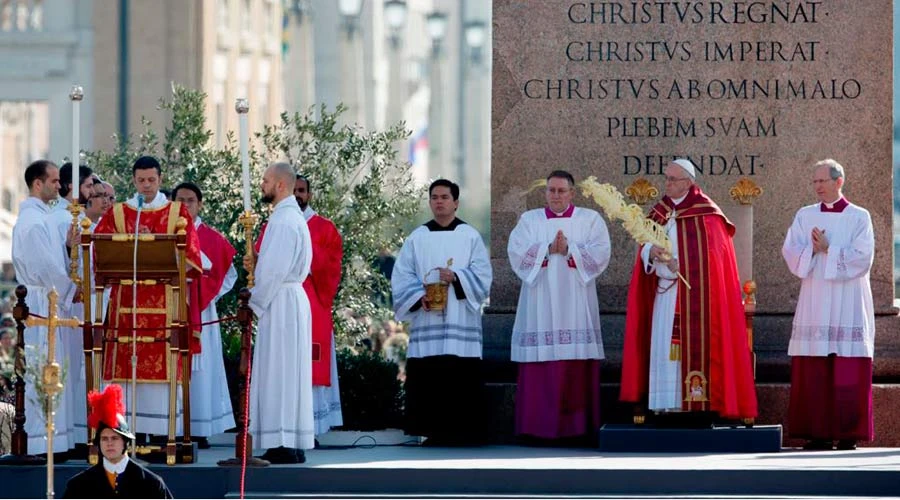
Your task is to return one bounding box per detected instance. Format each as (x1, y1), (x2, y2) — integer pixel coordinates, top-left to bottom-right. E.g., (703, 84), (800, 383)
(213, 81), (226, 148)
(217, 0), (230, 31)
(257, 85), (269, 126)
(263, 1), (274, 38)
(241, 0), (251, 33)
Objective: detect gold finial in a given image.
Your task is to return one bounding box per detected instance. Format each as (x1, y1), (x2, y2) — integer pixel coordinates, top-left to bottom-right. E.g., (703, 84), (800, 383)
(238, 211), (259, 288)
(624, 177), (660, 205)
(176, 217), (188, 235)
(69, 85), (84, 101)
(80, 217), (92, 231)
(743, 279), (757, 305)
(235, 98), (249, 114)
(730, 177), (763, 205)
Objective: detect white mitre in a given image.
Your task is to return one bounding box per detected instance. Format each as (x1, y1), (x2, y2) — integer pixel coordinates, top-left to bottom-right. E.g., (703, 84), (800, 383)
(671, 159), (696, 179)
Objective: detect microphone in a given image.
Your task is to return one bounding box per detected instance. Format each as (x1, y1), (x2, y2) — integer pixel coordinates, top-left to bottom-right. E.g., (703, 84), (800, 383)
(129, 194), (145, 449)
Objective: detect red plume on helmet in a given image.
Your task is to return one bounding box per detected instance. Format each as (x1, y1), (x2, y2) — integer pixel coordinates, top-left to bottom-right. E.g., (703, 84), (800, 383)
(88, 384), (125, 429)
(87, 384), (134, 440)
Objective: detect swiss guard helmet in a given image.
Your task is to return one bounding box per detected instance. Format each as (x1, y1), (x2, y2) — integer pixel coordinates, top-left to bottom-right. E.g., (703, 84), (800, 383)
(87, 384), (135, 447)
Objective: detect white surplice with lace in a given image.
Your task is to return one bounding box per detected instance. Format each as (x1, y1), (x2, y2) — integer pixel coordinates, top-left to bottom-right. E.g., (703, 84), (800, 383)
(507, 207), (611, 362)
(781, 201), (875, 358)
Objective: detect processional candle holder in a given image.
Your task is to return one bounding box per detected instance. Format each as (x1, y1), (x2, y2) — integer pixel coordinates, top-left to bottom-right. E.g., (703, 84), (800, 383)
(67, 85), (85, 285)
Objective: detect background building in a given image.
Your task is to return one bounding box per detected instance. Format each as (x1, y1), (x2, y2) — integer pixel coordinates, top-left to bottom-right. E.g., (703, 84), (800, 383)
(283, 0), (492, 235)
(92, 0), (284, 152)
(0, 0), (90, 279)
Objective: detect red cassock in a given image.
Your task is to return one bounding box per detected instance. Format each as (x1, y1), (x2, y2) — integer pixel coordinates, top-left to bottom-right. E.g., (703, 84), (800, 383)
(196, 223), (237, 312)
(254, 214), (343, 386)
(619, 185), (758, 419)
(94, 201), (202, 383)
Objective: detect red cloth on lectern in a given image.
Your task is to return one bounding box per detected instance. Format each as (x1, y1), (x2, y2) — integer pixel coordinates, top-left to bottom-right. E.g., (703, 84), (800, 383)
(95, 201), (202, 382)
(619, 184), (757, 419)
(255, 214), (343, 386)
(197, 223), (237, 311)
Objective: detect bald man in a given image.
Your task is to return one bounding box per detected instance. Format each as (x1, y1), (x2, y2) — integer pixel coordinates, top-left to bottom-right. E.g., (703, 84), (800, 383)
(243, 162), (314, 464)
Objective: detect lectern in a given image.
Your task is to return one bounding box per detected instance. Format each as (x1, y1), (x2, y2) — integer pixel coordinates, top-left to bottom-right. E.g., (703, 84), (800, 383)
(81, 217), (194, 465)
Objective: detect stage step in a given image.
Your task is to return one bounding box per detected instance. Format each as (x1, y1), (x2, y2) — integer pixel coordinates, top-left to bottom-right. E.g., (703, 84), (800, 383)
(227, 496), (896, 499)
(598, 424), (783, 453)
(6, 445), (898, 498)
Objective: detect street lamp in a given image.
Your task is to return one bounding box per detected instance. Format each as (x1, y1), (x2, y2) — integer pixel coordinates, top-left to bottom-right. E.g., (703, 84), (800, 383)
(288, 0), (311, 24)
(427, 10), (448, 180)
(464, 20), (487, 64)
(338, 0), (364, 39)
(426, 11), (448, 57)
(384, 0), (406, 50)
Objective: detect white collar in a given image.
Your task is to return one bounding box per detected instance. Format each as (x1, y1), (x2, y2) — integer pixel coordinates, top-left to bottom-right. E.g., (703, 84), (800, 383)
(19, 196), (51, 214)
(672, 194), (687, 205)
(103, 453), (130, 475)
(194, 216), (203, 228)
(54, 197), (71, 211)
(273, 196), (300, 213)
(823, 197), (841, 208)
(302, 206), (316, 221)
(126, 191), (169, 210)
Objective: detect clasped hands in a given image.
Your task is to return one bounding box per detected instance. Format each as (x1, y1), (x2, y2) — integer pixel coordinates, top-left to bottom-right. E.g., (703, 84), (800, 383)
(811, 227), (829, 254)
(548, 230), (568, 256)
(649, 245), (679, 273)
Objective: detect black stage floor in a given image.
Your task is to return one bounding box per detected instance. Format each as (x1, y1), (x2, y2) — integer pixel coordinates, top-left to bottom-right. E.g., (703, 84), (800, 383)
(2, 440), (899, 498)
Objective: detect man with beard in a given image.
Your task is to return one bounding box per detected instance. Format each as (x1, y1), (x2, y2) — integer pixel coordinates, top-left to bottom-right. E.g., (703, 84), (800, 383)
(46, 162), (94, 448)
(293, 175), (344, 437)
(244, 163), (314, 463)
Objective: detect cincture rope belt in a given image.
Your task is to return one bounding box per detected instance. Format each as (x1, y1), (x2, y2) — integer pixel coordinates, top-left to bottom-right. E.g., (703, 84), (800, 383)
(28, 313), (238, 330)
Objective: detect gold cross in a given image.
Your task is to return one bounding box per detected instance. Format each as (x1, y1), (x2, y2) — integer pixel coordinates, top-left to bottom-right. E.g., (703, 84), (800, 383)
(24, 287), (80, 499)
(25, 289), (80, 397)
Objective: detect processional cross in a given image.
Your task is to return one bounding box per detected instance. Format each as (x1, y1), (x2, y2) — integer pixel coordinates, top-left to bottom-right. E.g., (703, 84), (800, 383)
(25, 288), (80, 499)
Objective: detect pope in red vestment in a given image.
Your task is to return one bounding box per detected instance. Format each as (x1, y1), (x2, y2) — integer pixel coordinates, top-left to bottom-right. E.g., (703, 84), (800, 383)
(620, 160), (757, 420)
(94, 194), (202, 384)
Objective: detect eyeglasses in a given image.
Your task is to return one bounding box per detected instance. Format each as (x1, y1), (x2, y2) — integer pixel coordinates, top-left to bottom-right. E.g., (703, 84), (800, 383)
(665, 176), (690, 183)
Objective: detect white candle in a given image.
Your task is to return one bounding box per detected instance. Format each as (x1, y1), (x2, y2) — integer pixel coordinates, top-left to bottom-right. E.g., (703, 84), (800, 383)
(70, 86), (84, 202)
(236, 98), (251, 212)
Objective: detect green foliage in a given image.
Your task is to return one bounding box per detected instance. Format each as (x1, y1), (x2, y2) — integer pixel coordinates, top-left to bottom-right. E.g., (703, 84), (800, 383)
(25, 345), (66, 424)
(256, 104), (423, 345)
(336, 346), (404, 431)
(87, 85), (421, 357)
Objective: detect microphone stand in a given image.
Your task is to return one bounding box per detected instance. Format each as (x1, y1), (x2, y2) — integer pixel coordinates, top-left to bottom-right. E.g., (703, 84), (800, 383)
(130, 195), (144, 456)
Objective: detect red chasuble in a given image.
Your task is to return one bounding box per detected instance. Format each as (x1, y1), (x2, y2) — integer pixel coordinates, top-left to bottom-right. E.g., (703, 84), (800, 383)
(197, 223), (237, 311)
(254, 214), (343, 386)
(620, 184), (757, 419)
(94, 201), (202, 383)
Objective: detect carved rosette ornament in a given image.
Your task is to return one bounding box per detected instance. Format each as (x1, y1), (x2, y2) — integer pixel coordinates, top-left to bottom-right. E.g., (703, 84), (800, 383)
(729, 177), (763, 205)
(624, 177), (660, 205)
